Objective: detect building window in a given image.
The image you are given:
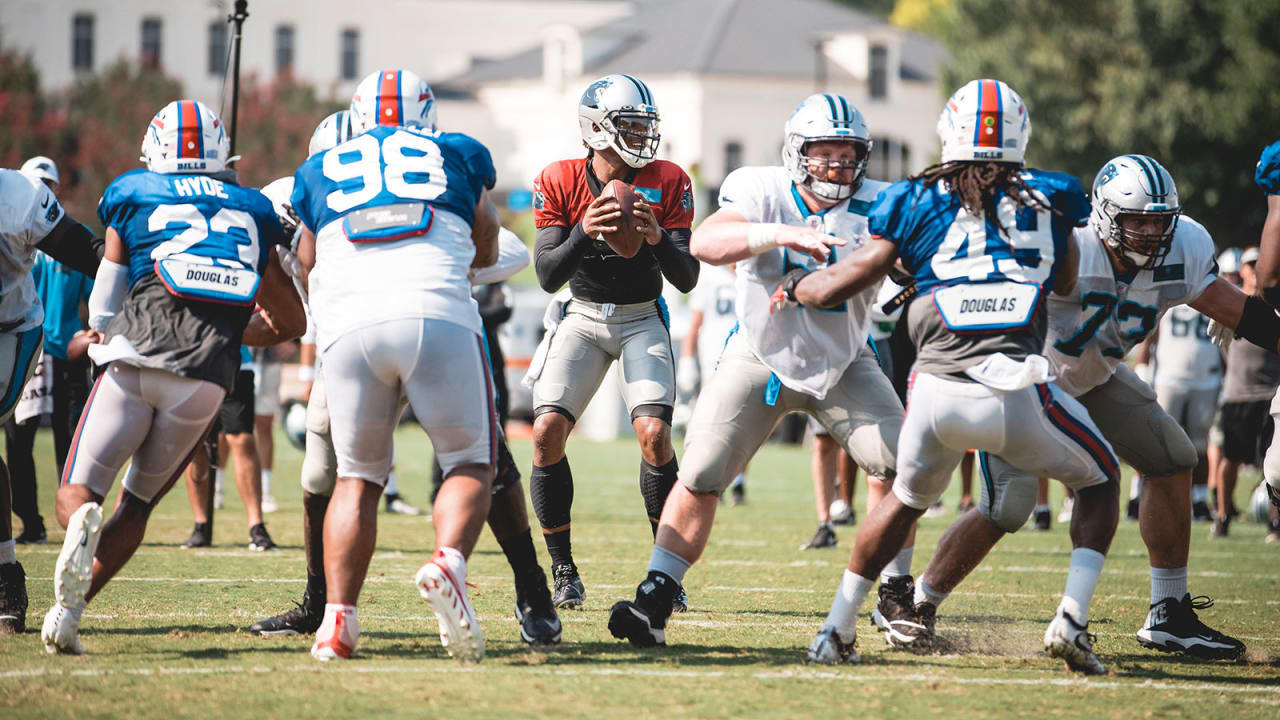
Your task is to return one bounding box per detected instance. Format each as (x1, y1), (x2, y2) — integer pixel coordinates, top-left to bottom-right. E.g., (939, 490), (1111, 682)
(72, 14), (94, 71)
(340, 29), (359, 81)
(868, 137), (910, 181)
(869, 44), (888, 100)
(275, 25), (295, 75)
(141, 18), (162, 68)
(724, 141), (744, 176)
(208, 22), (227, 76)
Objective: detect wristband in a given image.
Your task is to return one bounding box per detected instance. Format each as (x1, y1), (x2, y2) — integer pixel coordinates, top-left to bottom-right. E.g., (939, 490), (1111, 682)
(297, 364), (316, 382)
(747, 223), (782, 254)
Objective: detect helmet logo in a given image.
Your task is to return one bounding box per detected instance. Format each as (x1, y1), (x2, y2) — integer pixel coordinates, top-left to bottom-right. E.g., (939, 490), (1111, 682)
(1096, 163), (1119, 187)
(581, 78), (614, 109)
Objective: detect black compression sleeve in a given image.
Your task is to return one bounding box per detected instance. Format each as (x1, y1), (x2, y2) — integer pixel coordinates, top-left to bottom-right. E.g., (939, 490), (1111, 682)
(649, 227), (699, 293)
(534, 223), (594, 293)
(36, 215), (102, 276)
(1237, 294), (1280, 352)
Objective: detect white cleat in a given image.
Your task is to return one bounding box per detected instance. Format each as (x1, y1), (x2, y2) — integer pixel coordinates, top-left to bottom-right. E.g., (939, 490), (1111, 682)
(41, 604), (84, 655)
(415, 560), (484, 663)
(54, 503), (103, 611)
(260, 494), (279, 514)
(310, 608), (358, 661)
(1044, 608), (1107, 675)
(806, 625), (860, 664)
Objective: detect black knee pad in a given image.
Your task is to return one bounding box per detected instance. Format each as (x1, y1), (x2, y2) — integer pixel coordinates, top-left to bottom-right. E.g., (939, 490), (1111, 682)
(530, 457), (573, 529)
(639, 457), (679, 520)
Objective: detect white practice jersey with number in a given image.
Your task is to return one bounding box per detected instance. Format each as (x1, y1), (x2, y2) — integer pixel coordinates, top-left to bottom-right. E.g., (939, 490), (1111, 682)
(717, 166), (885, 398)
(0, 169), (64, 332)
(1154, 304), (1222, 391)
(1045, 218), (1217, 397)
(689, 262), (739, 376)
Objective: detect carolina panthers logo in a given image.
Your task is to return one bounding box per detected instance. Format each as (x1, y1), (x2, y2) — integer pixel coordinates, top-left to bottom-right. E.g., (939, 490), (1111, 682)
(1096, 162), (1119, 188)
(533, 191), (545, 211)
(680, 190), (694, 212)
(580, 78), (614, 109)
(45, 203), (60, 224)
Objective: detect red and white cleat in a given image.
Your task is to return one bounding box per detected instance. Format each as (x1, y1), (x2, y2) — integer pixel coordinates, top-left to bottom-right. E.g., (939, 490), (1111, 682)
(416, 557), (484, 663)
(311, 605), (359, 661)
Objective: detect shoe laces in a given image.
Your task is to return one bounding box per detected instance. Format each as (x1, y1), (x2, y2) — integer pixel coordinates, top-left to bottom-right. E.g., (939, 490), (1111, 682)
(552, 564), (578, 584)
(1187, 595), (1214, 611)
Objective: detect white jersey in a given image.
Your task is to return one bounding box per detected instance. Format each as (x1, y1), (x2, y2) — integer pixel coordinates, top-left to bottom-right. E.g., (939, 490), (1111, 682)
(309, 208), (479, 351)
(1154, 305), (1222, 392)
(689, 262), (739, 376)
(0, 169), (64, 332)
(1045, 217), (1217, 397)
(718, 166), (885, 398)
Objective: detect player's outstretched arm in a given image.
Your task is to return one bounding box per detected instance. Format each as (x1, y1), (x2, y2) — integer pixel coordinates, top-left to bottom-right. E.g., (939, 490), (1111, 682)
(1191, 276), (1280, 354)
(792, 238), (897, 309)
(1255, 195), (1280, 309)
(691, 208), (844, 266)
(244, 250), (307, 346)
(37, 213), (103, 277)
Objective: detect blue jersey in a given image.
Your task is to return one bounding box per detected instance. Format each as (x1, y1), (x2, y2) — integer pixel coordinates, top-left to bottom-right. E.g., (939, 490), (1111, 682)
(290, 125), (495, 238)
(1256, 140), (1280, 195)
(868, 169), (1090, 295)
(32, 251), (93, 360)
(98, 169), (285, 288)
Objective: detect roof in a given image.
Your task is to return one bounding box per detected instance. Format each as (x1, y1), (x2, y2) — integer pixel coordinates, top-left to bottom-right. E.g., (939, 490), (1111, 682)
(449, 0), (943, 85)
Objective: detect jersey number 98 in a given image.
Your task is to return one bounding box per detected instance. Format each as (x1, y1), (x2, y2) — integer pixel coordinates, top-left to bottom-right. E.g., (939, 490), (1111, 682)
(323, 132), (447, 213)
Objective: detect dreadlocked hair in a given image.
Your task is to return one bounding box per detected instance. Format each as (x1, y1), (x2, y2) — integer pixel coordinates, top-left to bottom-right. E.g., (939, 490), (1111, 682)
(911, 161), (1055, 235)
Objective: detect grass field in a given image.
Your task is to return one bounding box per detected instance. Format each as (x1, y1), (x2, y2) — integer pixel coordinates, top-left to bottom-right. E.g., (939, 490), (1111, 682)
(3, 426), (1278, 718)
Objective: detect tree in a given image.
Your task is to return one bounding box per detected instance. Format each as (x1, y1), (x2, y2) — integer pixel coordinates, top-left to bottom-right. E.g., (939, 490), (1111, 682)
(935, 0), (1280, 241)
(229, 71), (344, 190)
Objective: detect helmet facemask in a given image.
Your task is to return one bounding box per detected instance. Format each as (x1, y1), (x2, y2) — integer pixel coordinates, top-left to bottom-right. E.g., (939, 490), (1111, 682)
(790, 136), (870, 202)
(601, 110), (661, 169)
(1100, 200), (1180, 270)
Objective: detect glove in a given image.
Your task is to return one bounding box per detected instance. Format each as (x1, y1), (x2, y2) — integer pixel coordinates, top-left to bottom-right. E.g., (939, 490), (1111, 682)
(1133, 363), (1153, 385)
(769, 268), (811, 314)
(677, 355), (699, 395)
(1206, 318), (1234, 353)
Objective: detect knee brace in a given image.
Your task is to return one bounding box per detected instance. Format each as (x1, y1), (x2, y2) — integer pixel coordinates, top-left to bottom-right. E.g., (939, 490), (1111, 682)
(530, 457), (573, 530)
(976, 452), (1038, 533)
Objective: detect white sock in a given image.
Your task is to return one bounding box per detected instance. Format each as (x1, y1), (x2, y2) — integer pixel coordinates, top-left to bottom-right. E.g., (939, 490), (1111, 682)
(386, 471), (399, 496)
(648, 544), (692, 585)
(214, 468), (225, 493)
(318, 603), (359, 645)
(1150, 566), (1187, 605)
(1191, 485), (1207, 503)
(1129, 475), (1142, 500)
(824, 569), (874, 641)
(1059, 547), (1106, 624)
(0, 539), (15, 565)
(880, 545), (913, 582)
(261, 469), (272, 495)
(434, 546), (467, 586)
(914, 578), (949, 608)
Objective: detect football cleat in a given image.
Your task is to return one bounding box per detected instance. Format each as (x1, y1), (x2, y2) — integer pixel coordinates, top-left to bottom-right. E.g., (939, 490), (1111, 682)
(671, 585), (688, 614)
(870, 575), (931, 649)
(1137, 594), (1245, 660)
(385, 493), (424, 516)
(552, 563), (586, 609)
(311, 607), (358, 661)
(1191, 500), (1212, 522)
(608, 572), (677, 648)
(800, 522), (838, 550)
(1033, 507), (1051, 531)
(15, 523), (47, 544)
(923, 501), (947, 518)
(829, 499), (855, 526)
(41, 603), (84, 655)
(181, 522), (211, 549)
(248, 523), (278, 551)
(1126, 497), (1140, 521)
(54, 503), (102, 611)
(250, 588), (324, 636)
(1059, 496), (1076, 523)
(260, 494), (279, 514)
(514, 567), (562, 647)
(1044, 608), (1107, 675)
(416, 559), (485, 663)
(1209, 515), (1229, 539)
(0, 561), (29, 634)
(729, 481), (746, 506)
(806, 626), (860, 664)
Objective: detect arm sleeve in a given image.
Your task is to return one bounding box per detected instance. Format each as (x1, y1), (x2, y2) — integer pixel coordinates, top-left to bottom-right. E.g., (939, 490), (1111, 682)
(534, 223), (593, 292)
(649, 227), (699, 293)
(36, 215), (103, 277)
(87, 258), (130, 332)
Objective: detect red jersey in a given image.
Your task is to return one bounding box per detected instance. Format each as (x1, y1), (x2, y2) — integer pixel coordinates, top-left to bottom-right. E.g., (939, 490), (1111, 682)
(533, 157), (694, 230)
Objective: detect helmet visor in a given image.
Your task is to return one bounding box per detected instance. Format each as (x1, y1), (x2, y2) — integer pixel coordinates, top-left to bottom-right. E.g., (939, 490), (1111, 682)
(612, 112), (661, 160)
(1113, 207), (1180, 268)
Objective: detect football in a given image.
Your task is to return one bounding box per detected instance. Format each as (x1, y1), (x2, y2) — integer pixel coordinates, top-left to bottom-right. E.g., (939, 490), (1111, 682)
(66, 329), (99, 362)
(600, 179), (644, 258)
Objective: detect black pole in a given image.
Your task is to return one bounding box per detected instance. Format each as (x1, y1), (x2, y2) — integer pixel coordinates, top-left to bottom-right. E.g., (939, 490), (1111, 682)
(202, 430), (217, 543)
(227, 0), (250, 157)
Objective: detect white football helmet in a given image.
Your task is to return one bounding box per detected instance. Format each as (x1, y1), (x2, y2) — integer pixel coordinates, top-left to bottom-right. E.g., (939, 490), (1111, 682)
(578, 74), (660, 169)
(936, 79), (1030, 164)
(308, 110), (354, 157)
(140, 100), (235, 174)
(782, 93), (872, 202)
(1090, 154), (1180, 270)
(19, 156), (59, 189)
(1217, 247), (1243, 275)
(259, 176), (298, 235)
(349, 69), (436, 134)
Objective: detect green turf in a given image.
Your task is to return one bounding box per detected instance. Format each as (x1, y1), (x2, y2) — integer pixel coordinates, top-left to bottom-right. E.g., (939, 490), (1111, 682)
(3, 427), (1278, 718)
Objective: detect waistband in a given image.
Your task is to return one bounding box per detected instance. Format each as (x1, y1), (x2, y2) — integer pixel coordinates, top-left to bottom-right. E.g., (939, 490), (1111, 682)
(566, 298), (664, 323)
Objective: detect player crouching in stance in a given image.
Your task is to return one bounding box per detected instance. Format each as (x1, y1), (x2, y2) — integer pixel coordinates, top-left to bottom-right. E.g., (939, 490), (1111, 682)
(794, 80), (1121, 674)
(42, 100), (306, 654)
(528, 74), (698, 610)
(914, 155), (1247, 661)
(608, 93), (903, 648)
(293, 70), (501, 662)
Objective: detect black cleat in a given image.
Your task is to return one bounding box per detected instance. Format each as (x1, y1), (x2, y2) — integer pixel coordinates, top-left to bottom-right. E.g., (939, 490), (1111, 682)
(514, 567), (562, 647)
(1126, 497), (1140, 521)
(1209, 515), (1229, 539)
(551, 563), (585, 609)
(800, 522), (837, 550)
(250, 588), (324, 636)
(1191, 500), (1212, 522)
(248, 523), (278, 551)
(1033, 507), (1051, 531)
(1137, 594), (1245, 660)
(15, 523), (46, 544)
(729, 483), (746, 506)
(0, 561), (28, 634)
(608, 572), (676, 648)
(181, 522), (211, 549)
(870, 574), (931, 648)
(671, 585), (688, 614)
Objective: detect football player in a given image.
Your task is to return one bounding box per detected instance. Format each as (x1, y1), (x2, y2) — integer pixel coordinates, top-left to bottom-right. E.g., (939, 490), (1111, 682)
(792, 80), (1122, 674)
(607, 93), (905, 649)
(912, 154), (1251, 661)
(528, 74), (698, 610)
(1246, 139), (1280, 542)
(293, 70), (501, 662)
(41, 100), (305, 654)
(249, 111), (562, 648)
